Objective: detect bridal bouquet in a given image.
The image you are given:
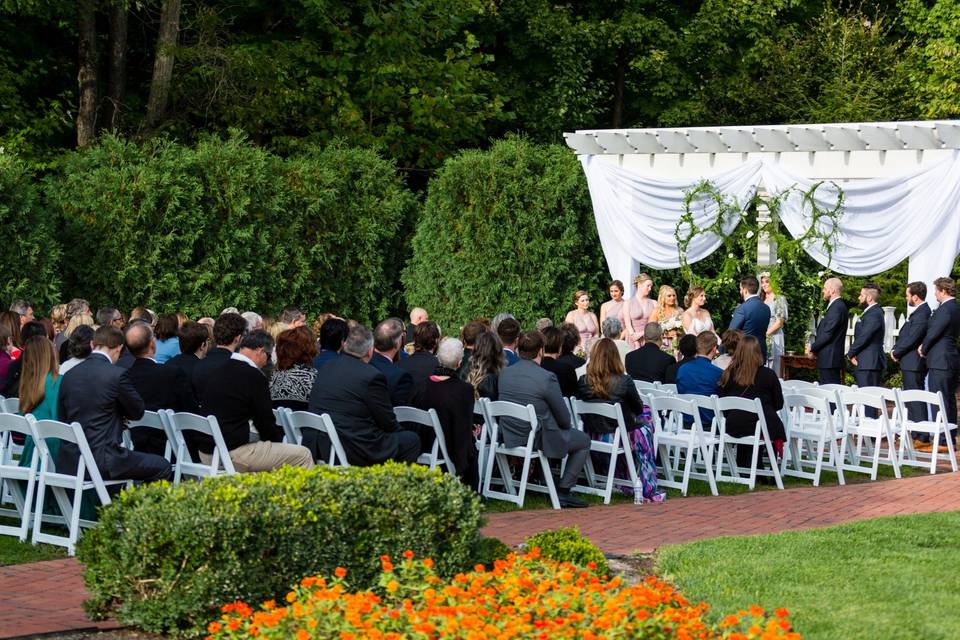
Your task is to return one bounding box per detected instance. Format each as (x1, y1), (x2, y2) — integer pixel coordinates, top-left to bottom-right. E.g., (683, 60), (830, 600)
(660, 317), (684, 335)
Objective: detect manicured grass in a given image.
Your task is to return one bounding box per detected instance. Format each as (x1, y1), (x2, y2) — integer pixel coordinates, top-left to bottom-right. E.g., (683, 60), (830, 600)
(656, 511), (960, 640)
(0, 534), (65, 566)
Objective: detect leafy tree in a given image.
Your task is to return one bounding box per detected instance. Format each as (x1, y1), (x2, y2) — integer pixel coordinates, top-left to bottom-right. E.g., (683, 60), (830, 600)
(901, 0), (960, 118)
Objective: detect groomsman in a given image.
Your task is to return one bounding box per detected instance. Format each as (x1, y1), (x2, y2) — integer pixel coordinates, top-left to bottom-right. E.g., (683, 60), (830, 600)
(847, 283), (886, 389)
(729, 276), (771, 361)
(891, 282), (931, 424)
(808, 277), (849, 385)
(920, 277), (960, 444)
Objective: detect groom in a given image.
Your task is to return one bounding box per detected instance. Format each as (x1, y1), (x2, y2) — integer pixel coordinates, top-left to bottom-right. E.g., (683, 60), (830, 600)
(728, 276), (772, 362)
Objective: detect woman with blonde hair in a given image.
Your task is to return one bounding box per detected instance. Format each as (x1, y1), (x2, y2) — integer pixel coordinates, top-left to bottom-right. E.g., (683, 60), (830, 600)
(650, 285), (684, 340)
(564, 289), (599, 352)
(51, 304), (68, 347)
(59, 312), (94, 362)
(575, 338), (662, 501)
(621, 273), (656, 349)
(681, 286), (716, 335)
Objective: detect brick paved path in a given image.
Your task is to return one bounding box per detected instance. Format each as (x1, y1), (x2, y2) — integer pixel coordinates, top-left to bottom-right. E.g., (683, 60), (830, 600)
(4, 470), (960, 638)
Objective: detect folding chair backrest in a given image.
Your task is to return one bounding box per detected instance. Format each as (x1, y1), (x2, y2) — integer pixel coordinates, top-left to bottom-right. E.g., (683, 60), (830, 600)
(286, 410), (349, 467)
(127, 410), (175, 460)
(394, 406), (452, 472)
(30, 418), (112, 504)
(659, 383), (678, 394)
(165, 411), (236, 476)
(803, 387), (843, 406)
(649, 395), (702, 433)
(784, 392), (831, 418)
(634, 380), (660, 394)
(272, 408), (298, 444)
(841, 390), (887, 415)
(781, 380), (818, 393)
(0, 413), (34, 467)
(819, 384), (853, 394)
(1, 397), (19, 414)
(714, 395), (764, 415)
(895, 389), (946, 424)
(857, 386), (899, 420)
(485, 400), (539, 448)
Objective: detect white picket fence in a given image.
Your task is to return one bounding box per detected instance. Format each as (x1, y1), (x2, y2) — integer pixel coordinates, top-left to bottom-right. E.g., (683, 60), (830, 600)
(808, 306), (908, 353)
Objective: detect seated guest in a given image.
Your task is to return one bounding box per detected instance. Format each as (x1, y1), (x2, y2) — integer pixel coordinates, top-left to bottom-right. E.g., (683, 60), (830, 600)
(576, 338), (661, 501)
(498, 331), (591, 508)
(399, 321), (441, 390)
(497, 317), (521, 366)
(601, 316), (632, 365)
(676, 332), (723, 423)
(60, 325), (95, 376)
(192, 312), (247, 407)
(269, 326), (319, 411)
(279, 306), (307, 329)
(664, 334), (697, 384)
(414, 338), (478, 490)
(535, 318), (554, 332)
(4, 321), (49, 397)
(95, 307), (124, 330)
(0, 324), (14, 390)
(59, 313), (94, 363)
(153, 313), (182, 364)
(713, 329), (742, 371)
(539, 326), (578, 398)
(309, 325), (420, 466)
(56, 326), (172, 482)
(557, 323), (586, 369)
(457, 320), (487, 380)
(405, 307), (429, 348)
(200, 330), (314, 471)
(241, 311), (263, 331)
(625, 323), (674, 383)
(0, 310), (21, 360)
(370, 318), (414, 407)
(717, 335), (786, 467)
(313, 317), (348, 370)
(165, 321), (210, 381)
(466, 331), (504, 400)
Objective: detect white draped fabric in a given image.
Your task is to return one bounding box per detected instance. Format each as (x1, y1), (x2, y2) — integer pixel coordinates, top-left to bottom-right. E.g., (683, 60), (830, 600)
(580, 152), (960, 298)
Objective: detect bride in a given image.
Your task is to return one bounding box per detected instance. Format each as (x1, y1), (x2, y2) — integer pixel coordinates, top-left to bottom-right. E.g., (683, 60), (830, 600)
(681, 286), (716, 335)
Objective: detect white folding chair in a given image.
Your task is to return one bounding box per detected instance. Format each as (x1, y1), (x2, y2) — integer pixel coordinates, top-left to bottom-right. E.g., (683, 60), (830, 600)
(273, 408), (298, 445)
(713, 396), (784, 490)
(781, 379), (819, 393)
(164, 411), (236, 482)
(394, 406), (455, 475)
(122, 410), (176, 461)
(283, 409), (350, 467)
(1, 397), (20, 414)
(28, 418), (125, 555)
(648, 395), (718, 496)
(659, 383), (678, 394)
(633, 380), (660, 395)
(895, 389), (958, 473)
(570, 399), (639, 504)
(481, 399), (560, 509)
(0, 413), (38, 541)
(473, 400), (491, 489)
(837, 391), (901, 480)
(781, 392), (845, 486)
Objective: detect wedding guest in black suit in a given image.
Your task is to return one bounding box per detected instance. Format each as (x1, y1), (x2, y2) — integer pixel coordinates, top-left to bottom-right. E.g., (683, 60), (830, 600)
(313, 317), (348, 370)
(808, 277), (849, 385)
(557, 323), (586, 369)
(56, 326), (172, 482)
(847, 282), (886, 389)
(718, 335), (786, 468)
(192, 312), (247, 408)
(399, 321), (441, 391)
(625, 323), (674, 383)
(921, 277), (960, 445)
(269, 326), (318, 412)
(200, 330), (314, 471)
(370, 318), (414, 406)
(414, 338), (478, 490)
(309, 324), (420, 466)
(664, 333), (697, 384)
(165, 321), (210, 384)
(892, 282), (931, 424)
(539, 326), (578, 397)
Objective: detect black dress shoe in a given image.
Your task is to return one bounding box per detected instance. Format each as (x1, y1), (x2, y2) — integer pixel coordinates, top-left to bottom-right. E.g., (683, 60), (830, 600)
(557, 491), (588, 508)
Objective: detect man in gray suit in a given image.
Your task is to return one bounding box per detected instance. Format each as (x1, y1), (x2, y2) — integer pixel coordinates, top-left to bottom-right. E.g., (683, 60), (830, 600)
(497, 331), (590, 508)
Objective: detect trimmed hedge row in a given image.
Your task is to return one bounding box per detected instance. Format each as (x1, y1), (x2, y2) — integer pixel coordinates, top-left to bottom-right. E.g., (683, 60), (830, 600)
(78, 464), (483, 638)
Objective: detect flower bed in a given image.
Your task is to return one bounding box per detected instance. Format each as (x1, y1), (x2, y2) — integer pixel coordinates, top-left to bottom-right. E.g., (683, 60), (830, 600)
(206, 550), (799, 640)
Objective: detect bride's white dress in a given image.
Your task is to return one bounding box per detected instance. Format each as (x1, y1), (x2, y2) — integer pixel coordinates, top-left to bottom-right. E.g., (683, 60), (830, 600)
(688, 313), (715, 335)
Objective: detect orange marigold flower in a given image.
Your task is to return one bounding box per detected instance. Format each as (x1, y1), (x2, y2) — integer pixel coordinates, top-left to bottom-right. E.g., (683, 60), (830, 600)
(475, 564), (486, 572)
(423, 558), (434, 569)
(748, 624), (761, 635)
(386, 580), (399, 593)
(403, 549), (415, 559)
(263, 600), (277, 610)
(779, 620), (792, 631)
(286, 591), (298, 603)
(207, 621), (222, 634)
(749, 605), (765, 617)
(587, 561), (597, 570)
(382, 561), (394, 572)
(722, 615), (740, 627)
(775, 607), (790, 618)
(335, 567), (348, 578)
(296, 630), (310, 640)
(227, 618), (241, 631)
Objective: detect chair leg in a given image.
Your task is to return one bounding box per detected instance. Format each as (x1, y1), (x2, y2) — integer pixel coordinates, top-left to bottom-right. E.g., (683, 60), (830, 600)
(930, 431), (941, 474)
(539, 453), (561, 510)
(884, 425), (901, 479)
(679, 443), (695, 496)
(747, 441), (760, 490)
(481, 446), (497, 497)
(945, 430), (958, 472)
(516, 451), (533, 507)
(700, 440), (718, 496)
(764, 437), (784, 489)
(601, 432), (620, 505)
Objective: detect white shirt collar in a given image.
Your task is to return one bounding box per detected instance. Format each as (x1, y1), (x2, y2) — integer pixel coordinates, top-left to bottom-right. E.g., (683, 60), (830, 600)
(231, 351), (259, 370)
(91, 351), (113, 363)
(744, 294), (759, 301)
(826, 297), (840, 309)
(864, 302), (878, 313)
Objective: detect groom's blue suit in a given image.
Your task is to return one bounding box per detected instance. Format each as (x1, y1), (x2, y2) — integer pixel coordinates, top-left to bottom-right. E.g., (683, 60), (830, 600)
(729, 295), (772, 361)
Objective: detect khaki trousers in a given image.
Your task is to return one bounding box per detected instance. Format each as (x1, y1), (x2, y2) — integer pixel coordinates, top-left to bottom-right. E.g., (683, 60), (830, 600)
(200, 441), (314, 472)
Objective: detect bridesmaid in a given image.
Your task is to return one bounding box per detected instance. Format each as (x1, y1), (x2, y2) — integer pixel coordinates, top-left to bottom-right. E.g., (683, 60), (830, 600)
(599, 280), (626, 338)
(564, 290), (599, 353)
(760, 272), (788, 375)
(621, 273), (656, 348)
(650, 285), (684, 339)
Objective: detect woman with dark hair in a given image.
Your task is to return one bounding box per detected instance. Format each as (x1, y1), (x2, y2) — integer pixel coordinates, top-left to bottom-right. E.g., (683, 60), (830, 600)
(718, 335), (786, 466)
(0, 324), (14, 390)
(0, 311), (21, 357)
(269, 326), (319, 411)
(154, 313), (182, 364)
(576, 338), (662, 501)
(713, 329), (742, 371)
(557, 322), (586, 369)
(466, 331), (504, 400)
(60, 325), (95, 376)
(599, 280), (626, 338)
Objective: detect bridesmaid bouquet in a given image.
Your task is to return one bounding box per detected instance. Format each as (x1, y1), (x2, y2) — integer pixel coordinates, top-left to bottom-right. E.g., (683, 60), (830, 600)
(660, 317), (684, 335)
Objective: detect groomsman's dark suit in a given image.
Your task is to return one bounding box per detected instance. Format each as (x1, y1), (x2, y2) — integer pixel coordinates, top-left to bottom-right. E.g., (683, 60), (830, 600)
(892, 302), (931, 423)
(921, 298), (960, 437)
(625, 342), (675, 383)
(847, 304), (886, 389)
(811, 298), (849, 385)
(729, 295), (772, 361)
(127, 357), (197, 456)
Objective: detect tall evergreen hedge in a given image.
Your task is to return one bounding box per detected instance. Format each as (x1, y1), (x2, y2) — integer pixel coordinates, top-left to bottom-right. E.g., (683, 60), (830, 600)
(45, 133), (413, 322)
(403, 136), (608, 332)
(0, 153), (61, 309)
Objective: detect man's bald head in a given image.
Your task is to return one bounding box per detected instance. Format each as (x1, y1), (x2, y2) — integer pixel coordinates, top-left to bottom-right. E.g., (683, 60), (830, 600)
(824, 277), (843, 298)
(125, 322), (155, 358)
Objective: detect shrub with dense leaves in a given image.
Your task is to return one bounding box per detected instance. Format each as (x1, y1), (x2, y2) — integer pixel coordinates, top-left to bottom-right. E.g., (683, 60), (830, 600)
(525, 526), (610, 577)
(403, 135), (608, 332)
(78, 464), (481, 638)
(205, 549), (801, 640)
(46, 133), (413, 322)
(0, 153), (61, 309)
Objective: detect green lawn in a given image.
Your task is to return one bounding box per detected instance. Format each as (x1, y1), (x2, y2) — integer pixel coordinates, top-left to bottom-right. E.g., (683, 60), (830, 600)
(656, 511), (960, 640)
(0, 534), (65, 566)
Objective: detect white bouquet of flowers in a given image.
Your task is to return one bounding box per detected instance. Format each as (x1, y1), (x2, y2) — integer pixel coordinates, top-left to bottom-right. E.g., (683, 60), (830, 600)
(660, 317), (684, 334)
